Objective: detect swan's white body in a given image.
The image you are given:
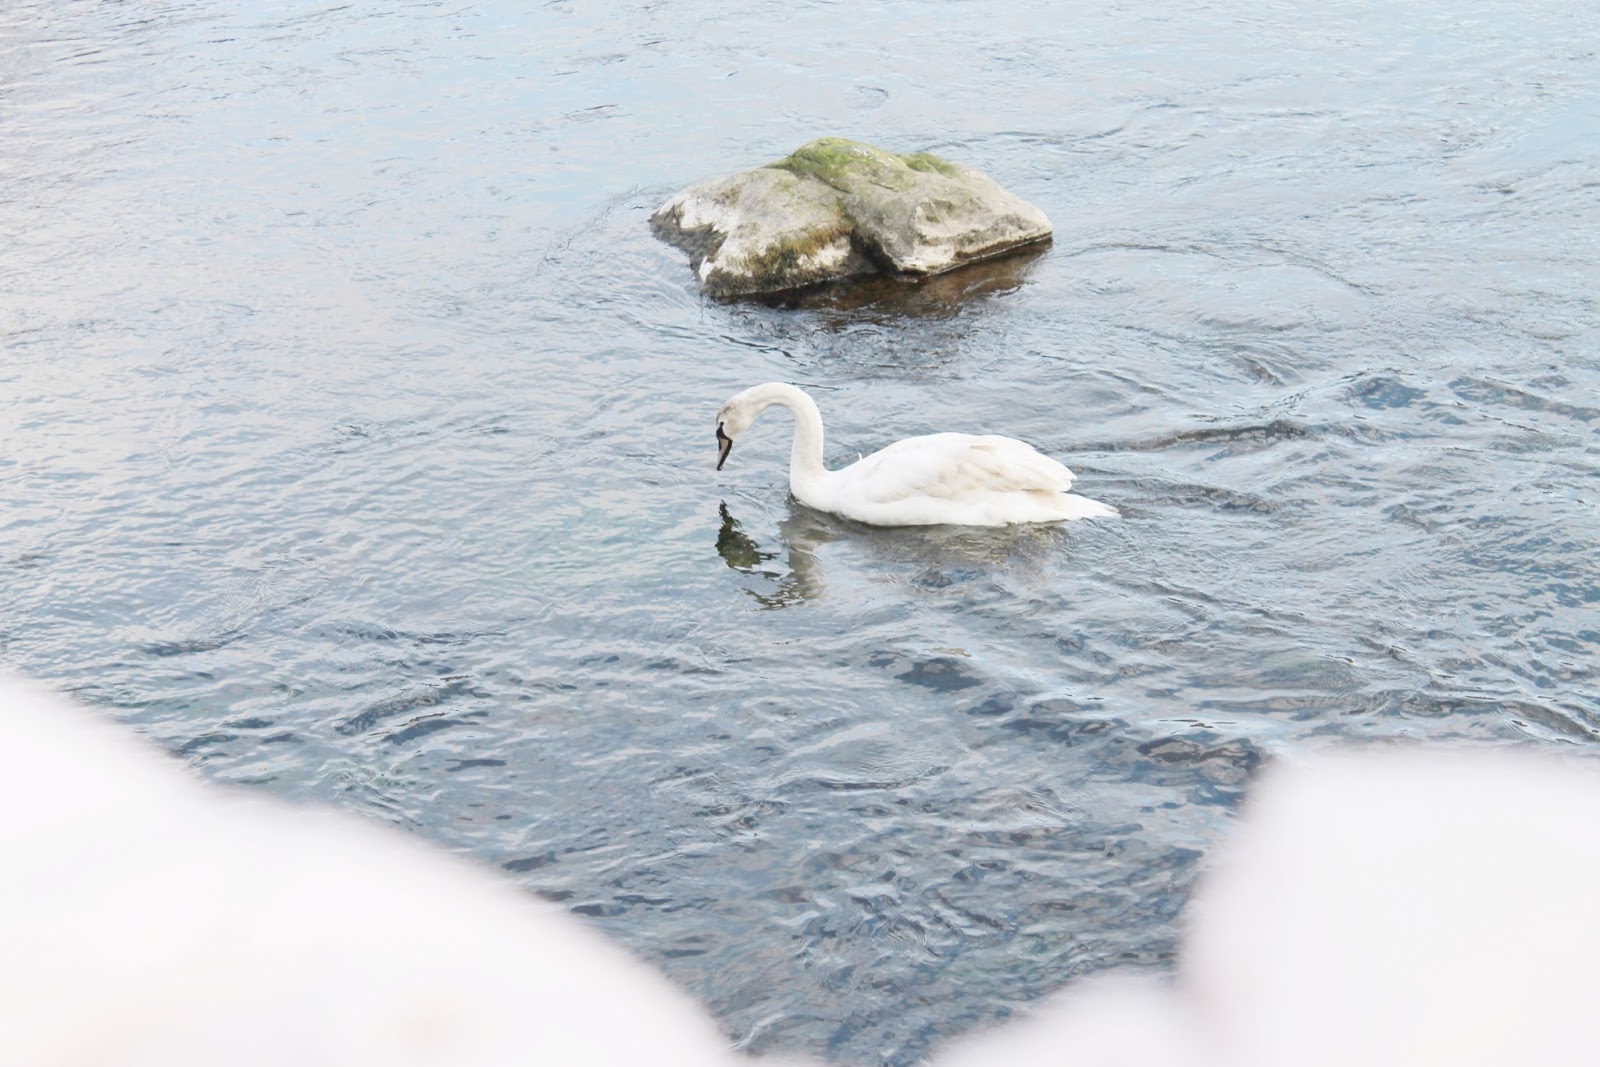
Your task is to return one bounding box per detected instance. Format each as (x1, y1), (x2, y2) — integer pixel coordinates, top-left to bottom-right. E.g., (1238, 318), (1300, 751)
(714, 383), (1117, 527)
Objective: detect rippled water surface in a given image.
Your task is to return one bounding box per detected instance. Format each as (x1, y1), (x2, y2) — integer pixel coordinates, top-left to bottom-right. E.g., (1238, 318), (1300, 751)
(4, 1), (1598, 1062)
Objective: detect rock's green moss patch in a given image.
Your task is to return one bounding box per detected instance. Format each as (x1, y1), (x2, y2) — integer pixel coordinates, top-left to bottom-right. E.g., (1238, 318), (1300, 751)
(902, 151), (961, 178)
(768, 137), (917, 192)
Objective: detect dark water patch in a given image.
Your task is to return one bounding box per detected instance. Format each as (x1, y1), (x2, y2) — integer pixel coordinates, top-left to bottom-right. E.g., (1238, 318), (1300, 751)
(1503, 700), (1600, 743)
(965, 694), (1016, 718)
(307, 620), (507, 648)
(1118, 477), (1276, 513)
(1450, 375), (1600, 423)
(138, 630), (247, 657)
(384, 713), (481, 747)
(1111, 418), (1313, 453)
(446, 756), (507, 772)
(1207, 338), (1303, 386)
(1397, 692), (1600, 741)
(176, 730), (237, 756)
(990, 705), (1261, 798)
(571, 900), (631, 918)
(1346, 374), (1429, 410)
(502, 851), (559, 874)
(333, 676), (487, 738)
(225, 717), (277, 730)
(878, 653), (986, 693)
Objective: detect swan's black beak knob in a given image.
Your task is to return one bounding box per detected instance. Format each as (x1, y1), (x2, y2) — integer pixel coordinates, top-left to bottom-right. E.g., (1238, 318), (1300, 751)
(716, 424), (733, 471)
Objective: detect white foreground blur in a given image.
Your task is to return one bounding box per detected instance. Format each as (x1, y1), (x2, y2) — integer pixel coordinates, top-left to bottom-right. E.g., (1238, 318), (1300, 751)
(936, 744), (1600, 1067)
(8, 675), (1600, 1067)
(0, 676), (804, 1067)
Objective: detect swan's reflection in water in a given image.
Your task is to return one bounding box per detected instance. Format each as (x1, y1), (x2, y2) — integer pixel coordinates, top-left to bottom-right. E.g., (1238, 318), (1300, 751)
(715, 501), (1080, 608)
(715, 502), (833, 608)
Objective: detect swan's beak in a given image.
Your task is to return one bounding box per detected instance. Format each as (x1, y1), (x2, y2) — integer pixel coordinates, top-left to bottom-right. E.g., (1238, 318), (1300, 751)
(716, 424), (733, 470)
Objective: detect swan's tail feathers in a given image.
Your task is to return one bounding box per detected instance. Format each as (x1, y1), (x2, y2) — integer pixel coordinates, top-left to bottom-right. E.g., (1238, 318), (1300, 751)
(1060, 493), (1119, 520)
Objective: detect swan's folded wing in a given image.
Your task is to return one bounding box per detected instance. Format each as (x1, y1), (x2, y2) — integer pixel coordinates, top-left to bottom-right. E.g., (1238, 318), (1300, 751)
(852, 434), (1075, 503)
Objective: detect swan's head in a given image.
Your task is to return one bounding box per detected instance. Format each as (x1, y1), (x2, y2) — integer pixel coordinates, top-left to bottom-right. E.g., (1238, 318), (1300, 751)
(716, 383), (807, 471)
(714, 394), (759, 471)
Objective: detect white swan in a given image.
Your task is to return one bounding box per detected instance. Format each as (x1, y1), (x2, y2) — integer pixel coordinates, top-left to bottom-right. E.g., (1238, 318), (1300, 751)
(714, 383), (1117, 527)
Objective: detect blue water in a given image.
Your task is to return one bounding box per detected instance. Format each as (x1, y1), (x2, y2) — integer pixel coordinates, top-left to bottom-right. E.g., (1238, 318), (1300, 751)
(3, 1), (1598, 1062)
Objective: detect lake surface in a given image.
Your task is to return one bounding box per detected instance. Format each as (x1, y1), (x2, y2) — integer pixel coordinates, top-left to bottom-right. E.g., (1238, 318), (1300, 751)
(3, 0), (1598, 1062)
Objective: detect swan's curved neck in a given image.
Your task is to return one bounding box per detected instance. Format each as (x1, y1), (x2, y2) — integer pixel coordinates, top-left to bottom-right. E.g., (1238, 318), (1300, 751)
(746, 383), (828, 495)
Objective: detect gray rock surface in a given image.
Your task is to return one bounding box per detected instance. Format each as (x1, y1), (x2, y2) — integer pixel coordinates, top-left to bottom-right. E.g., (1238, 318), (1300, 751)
(651, 138), (1052, 298)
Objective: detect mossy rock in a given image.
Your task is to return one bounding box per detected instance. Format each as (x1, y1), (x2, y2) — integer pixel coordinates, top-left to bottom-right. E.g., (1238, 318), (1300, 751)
(651, 138), (1051, 298)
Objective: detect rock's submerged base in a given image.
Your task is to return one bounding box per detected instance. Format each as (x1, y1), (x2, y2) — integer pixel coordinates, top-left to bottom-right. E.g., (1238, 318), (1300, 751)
(651, 138), (1052, 298)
